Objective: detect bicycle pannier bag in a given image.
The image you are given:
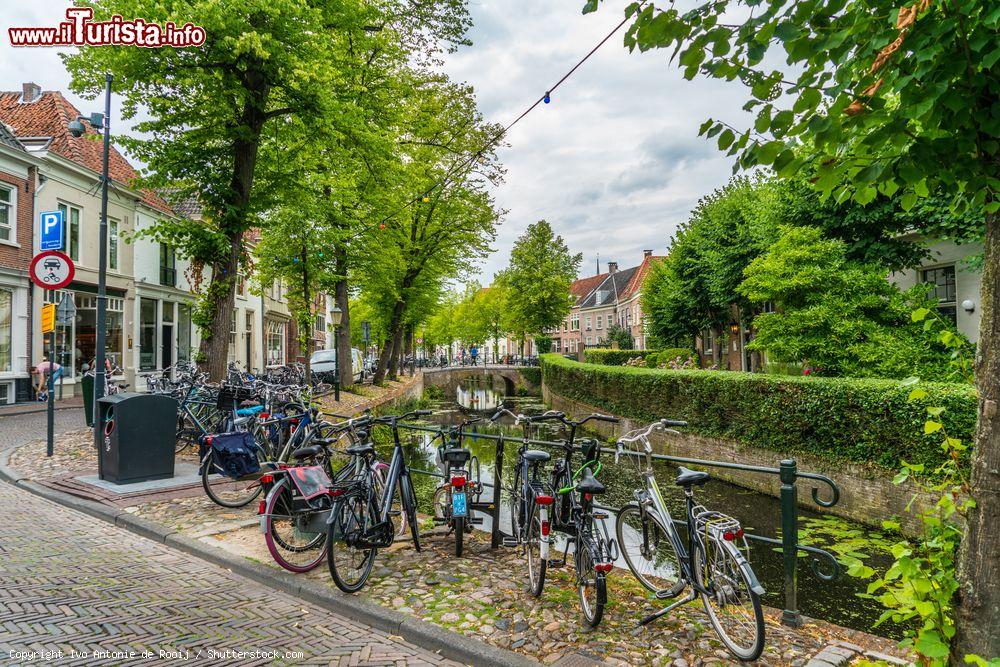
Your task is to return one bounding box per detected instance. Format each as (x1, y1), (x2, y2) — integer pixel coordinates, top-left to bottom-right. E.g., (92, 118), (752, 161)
(208, 431), (261, 479)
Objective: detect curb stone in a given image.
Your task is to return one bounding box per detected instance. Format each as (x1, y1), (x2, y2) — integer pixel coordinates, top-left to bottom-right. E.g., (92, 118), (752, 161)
(0, 463), (539, 667)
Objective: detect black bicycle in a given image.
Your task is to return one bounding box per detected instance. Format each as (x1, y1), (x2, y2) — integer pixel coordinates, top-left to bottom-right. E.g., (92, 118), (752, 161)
(324, 410), (428, 592)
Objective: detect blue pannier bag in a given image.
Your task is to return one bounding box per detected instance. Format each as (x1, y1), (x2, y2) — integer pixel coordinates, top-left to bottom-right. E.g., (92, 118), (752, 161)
(204, 432), (261, 479)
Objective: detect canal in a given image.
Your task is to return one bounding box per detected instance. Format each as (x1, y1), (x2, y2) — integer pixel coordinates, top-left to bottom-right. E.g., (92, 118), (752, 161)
(389, 374), (903, 639)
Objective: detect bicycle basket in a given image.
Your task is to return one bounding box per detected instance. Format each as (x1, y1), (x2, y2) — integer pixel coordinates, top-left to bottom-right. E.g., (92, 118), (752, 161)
(207, 431), (261, 479)
(216, 385), (259, 411)
(287, 465), (332, 501)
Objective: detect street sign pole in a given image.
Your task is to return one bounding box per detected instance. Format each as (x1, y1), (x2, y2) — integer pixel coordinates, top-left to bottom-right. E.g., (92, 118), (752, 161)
(47, 329), (55, 457)
(93, 73), (112, 456)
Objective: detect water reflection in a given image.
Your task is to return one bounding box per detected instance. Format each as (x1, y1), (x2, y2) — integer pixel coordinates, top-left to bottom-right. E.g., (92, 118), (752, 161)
(390, 375), (902, 639)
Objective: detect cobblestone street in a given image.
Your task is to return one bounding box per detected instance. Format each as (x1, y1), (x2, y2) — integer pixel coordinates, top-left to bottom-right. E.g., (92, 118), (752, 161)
(0, 479), (456, 666)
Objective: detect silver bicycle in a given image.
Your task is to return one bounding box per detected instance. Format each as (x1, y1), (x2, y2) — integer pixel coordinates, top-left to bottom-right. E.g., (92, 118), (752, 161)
(615, 419), (766, 661)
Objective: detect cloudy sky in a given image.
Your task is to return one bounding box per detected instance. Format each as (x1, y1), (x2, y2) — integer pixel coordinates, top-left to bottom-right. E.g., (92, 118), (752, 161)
(0, 1), (749, 281)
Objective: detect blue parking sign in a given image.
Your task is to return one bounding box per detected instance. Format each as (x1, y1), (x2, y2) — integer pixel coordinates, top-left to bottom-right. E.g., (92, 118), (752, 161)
(39, 211), (64, 251)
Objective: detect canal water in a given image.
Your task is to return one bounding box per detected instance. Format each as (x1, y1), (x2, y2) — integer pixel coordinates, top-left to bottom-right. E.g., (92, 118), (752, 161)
(394, 375), (904, 639)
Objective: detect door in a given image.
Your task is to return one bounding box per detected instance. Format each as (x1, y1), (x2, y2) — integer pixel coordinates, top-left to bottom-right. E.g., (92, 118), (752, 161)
(161, 325), (173, 370)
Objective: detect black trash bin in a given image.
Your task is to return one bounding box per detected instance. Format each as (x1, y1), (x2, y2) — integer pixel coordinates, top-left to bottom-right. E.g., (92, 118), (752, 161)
(81, 374), (94, 427)
(97, 393), (178, 484)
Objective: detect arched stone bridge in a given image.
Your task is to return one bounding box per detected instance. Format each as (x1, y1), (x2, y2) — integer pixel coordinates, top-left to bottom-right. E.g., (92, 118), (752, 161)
(421, 365), (540, 397)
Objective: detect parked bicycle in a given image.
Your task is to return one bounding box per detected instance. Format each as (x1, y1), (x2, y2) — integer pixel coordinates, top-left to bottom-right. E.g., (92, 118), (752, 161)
(324, 410), (428, 593)
(614, 419), (766, 661)
(431, 416), (485, 556)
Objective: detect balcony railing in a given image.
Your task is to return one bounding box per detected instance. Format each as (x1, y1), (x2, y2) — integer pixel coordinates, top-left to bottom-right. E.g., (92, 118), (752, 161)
(160, 266), (177, 287)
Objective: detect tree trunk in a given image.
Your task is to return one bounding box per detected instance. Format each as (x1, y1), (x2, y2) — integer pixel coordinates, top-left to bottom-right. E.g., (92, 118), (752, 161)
(952, 209), (1000, 662)
(373, 299), (405, 385)
(194, 64), (269, 382)
(388, 326), (404, 380)
(300, 245), (313, 382)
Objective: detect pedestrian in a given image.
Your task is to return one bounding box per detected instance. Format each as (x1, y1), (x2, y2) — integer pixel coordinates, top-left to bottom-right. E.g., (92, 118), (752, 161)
(33, 357), (62, 401)
(470, 345), (478, 366)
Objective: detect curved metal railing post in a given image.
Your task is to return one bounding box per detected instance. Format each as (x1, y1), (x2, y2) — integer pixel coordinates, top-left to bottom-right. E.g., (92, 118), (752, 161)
(780, 459), (803, 628)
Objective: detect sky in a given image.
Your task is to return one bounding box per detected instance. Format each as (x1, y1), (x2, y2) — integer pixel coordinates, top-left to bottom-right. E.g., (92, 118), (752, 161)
(0, 1), (749, 281)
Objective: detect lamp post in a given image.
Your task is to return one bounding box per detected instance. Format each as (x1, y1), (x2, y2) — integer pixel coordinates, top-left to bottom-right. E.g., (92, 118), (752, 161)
(69, 73), (112, 451)
(330, 304), (342, 401)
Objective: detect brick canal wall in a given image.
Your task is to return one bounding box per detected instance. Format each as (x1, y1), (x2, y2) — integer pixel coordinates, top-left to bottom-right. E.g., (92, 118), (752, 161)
(542, 383), (936, 537)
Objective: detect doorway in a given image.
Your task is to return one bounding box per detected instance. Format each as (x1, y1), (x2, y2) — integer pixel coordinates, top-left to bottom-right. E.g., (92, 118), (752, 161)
(161, 324), (173, 370)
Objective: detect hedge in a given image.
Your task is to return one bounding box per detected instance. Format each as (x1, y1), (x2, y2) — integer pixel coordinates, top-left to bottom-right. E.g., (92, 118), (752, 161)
(645, 348), (699, 368)
(584, 348), (651, 365)
(540, 354), (976, 471)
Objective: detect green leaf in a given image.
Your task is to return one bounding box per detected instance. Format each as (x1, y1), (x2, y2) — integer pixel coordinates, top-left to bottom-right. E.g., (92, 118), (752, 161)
(582, 0), (600, 14)
(915, 631), (951, 659)
(718, 129), (735, 150)
(911, 308), (931, 322)
(908, 388), (928, 401)
(924, 421), (943, 435)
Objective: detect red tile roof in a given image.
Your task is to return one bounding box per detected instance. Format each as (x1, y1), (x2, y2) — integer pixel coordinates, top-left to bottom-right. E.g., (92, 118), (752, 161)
(570, 272), (608, 301)
(0, 90), (172, 214)
(623, 255), (664, 298)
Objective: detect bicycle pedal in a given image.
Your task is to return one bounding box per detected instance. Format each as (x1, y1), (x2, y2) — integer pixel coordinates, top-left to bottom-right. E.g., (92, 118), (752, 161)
(593, 512), (609, 520)
(547, 559), (564, 568)
(501, 537), (519, 547)
(655, 587), (679, 600)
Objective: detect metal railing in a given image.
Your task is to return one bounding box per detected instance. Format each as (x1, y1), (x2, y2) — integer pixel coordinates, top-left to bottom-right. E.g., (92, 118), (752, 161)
(376, 421), (840, 628)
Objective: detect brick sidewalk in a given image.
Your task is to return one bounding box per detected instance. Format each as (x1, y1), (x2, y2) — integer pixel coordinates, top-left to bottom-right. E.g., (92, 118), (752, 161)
(0, 480), (457, 667)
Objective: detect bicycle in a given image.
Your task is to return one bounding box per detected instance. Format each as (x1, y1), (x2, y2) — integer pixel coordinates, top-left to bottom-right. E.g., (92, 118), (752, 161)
(614, 419), (766, 661)
(324, 410), (428, 593)
(532, 410), (619, 627)
(430, 417), (485, 557)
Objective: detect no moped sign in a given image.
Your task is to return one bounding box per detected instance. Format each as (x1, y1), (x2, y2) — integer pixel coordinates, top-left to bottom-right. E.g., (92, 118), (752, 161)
(29, 250), (75, 291)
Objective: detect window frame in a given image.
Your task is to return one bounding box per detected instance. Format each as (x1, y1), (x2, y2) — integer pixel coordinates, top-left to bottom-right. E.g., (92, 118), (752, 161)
(0, 182), (15, 245)
(57, 202), (81, 261)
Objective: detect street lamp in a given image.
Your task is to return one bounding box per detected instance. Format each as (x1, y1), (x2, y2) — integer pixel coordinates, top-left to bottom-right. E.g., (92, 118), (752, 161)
(330, 304), (343, 401)
(70, 74), (113, 454)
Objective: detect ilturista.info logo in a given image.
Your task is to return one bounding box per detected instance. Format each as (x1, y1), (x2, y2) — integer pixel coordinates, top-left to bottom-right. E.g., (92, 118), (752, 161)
(8, 7), (205, 48)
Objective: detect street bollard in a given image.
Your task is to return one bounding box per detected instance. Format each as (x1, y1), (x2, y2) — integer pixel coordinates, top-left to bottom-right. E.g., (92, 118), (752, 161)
(780, 459), (802, 627)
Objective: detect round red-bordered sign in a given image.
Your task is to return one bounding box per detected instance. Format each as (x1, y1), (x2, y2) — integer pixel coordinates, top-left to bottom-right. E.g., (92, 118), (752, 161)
(29, 250), (75, 291)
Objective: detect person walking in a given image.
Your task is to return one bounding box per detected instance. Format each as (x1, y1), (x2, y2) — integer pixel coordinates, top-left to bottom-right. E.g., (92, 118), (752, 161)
(470, 345), (478, 366)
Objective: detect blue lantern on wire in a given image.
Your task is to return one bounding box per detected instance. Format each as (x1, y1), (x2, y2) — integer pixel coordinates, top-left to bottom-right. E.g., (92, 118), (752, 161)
(543, 91), (551, 104)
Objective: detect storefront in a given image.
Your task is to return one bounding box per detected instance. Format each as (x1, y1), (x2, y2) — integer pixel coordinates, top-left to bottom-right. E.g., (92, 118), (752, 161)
(137, 295), (194, 376)
(0, 277), (29, 404)
(43, 284), (126, 379)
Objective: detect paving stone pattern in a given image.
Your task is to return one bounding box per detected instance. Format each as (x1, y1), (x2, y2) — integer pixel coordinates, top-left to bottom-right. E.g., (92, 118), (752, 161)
(0, 481), (458, 666)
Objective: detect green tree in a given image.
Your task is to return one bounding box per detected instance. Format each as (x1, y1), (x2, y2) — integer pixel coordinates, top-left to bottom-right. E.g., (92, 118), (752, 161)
(500, 220), (582, 351)
(66, 0), (471, 380)
(602, 323), (634, 350)
(587, 0), (997, 657)
(739, 226), (955, 378)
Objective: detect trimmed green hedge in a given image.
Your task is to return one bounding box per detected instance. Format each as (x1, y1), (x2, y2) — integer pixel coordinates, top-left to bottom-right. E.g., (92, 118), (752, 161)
(645, 348), (699, 368)
(540, 354), (976, 470)
(584, 348), (651, 365)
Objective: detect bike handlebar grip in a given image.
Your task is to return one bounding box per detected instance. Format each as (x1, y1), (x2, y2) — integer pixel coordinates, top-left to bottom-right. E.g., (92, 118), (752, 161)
(592, 414), (619, 423)
(490, 410), (505, 421)
(530, 412), (565, 422)
(413, 410), (433, 416)
(660, 419), (688, 427)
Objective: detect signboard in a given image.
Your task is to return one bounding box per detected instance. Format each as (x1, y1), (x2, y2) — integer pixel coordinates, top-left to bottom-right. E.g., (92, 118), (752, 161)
(41, 303), (55, 334)
(39, 210), (64, 251)
(417, 337), (423, 344)
(29, 250), (75, 291)
(361, 321), (371, 342)
(56, 292), (76, 324)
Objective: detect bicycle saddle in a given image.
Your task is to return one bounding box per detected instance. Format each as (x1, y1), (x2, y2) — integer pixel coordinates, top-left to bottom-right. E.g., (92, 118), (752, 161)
(675, 466), (710, 487)
(522, 449), (550, 463)
(577, 467), (605, 495)
(441, 448), (471, 464)
(291, 445), (322, 460)
(346, 442), (375, 456)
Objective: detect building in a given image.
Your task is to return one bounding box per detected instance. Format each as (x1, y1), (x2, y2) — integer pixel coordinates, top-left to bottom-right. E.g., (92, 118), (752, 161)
(552, 250), (662, 354)
(0, 122), (38, 403)
(0, 83), (182, 395)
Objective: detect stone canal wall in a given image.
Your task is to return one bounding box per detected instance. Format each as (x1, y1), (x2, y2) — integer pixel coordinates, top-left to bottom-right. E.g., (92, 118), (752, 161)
(542, 375), (938, 537)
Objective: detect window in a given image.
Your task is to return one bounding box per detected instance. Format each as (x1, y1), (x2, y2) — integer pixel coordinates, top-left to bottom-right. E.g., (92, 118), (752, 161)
(596, 315), (603, 330)
(57, 203), (80, 261)
(108, 218), (119, 270)
(139, 298), (157, 371)
(237, 273), (246, 296)
(0, 289), (11, 372)
(0, 184), (13, 242)
(586, 336), (592, 345)
(71, 294), (125, 375)
(267, 321), (286, 365)
(702, 328), (714, 355)
(315, 313), (326, 334)
(229, 311), (237, 362)
(922, 265), (957, 325)
(160, 244), (176, 287)
(177, 304), (192, 362)
(585, 316), (592, 331)
(571, 313), (580, 331)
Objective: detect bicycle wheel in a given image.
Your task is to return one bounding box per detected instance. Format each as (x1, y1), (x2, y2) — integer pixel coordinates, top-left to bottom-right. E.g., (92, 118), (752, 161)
(577, 536), (606, 628)
(525, 502), (546, 597)
(693, 537), (765, 661)
(376, 465), (409, 538)
(201, 457), (262, 508)
(616, 503), (685, 596)
(175, 413), (196, 452)
(326, 492), (377, 593)
(399, 471), (421, 551)
(263, 478), (327, 572)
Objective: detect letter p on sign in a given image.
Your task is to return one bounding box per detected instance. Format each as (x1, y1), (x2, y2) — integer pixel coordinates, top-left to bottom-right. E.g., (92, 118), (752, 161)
(40, 211), (64, 251)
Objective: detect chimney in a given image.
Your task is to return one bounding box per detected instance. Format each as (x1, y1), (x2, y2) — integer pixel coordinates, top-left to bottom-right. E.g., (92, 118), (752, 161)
(643, 249), (653, 258)
(608, 261), (618, 273)
(21, 83), (41, 103)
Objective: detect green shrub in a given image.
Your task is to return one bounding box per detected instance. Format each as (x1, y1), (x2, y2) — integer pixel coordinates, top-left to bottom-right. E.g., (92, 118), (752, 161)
(584, 348), (652, 366)
(540, 354), (975, 471)
(519, 367), (541, 386)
